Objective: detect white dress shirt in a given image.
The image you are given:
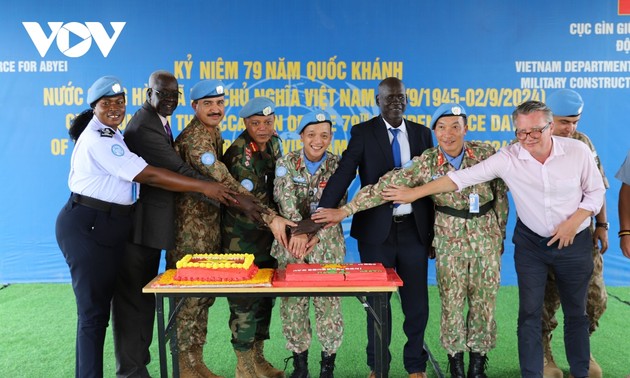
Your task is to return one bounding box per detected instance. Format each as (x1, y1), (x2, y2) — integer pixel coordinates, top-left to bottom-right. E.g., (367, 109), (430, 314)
(447, 136), (605, 237)
(384, 118), (412, 216)
(69, 116), (148, 205)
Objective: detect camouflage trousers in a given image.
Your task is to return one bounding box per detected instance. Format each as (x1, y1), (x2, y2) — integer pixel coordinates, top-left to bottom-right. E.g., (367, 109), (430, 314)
(542, 245), (607, 338)
(166, 248), (216, 352)
(435, 252), (501, 355)
(274, 236), (345, 354)
(279, 296), (343, 354)
(227, 296), (275, 351)
(173, 297), (216, 351)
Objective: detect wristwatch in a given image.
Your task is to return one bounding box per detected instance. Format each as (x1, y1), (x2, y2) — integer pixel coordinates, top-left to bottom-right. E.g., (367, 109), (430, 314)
(595, 222), (609, 230)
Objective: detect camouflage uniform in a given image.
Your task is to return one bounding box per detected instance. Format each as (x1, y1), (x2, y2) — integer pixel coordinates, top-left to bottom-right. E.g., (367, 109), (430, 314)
(221, 130), (282, 351)
(271, 150), (347, 354)
(167, 117), (275, 353)
(542, 131), (609, 338)
(343, 141), (509, 355)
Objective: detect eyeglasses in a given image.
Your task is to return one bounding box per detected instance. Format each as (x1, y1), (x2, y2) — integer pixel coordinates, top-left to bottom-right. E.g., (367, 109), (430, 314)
(152, 89), (181, 100)
(515, 122), (551, 140)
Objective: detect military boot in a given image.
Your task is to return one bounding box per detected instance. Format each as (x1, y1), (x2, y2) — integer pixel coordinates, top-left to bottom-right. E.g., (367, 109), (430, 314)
(188, 345), (224, 378)
(543, 335), (563, 378)
(253, 340), (285, 378)
(319, 351), (336, 378)
(447, 352), (465, 378)
(467, 352), (488, 378)
(588, 354), (603, 378)
(288, 350), (310, 378)
(235, 349), (257, 378)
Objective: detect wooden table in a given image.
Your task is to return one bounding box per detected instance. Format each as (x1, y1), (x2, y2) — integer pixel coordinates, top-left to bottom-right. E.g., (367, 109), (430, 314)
(143, 269), (402, 377)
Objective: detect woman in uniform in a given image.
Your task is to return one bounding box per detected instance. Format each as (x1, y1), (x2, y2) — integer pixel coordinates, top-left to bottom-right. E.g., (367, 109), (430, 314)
(55, 76), (236, 378)
(271, 109), (346, 378)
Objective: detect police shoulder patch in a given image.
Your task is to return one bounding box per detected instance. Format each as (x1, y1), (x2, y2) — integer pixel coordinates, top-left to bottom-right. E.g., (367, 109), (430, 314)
(201, 152), (216, 166)
(111, 144), (125, 157)
(241, 178), (254, 192)
(276, 166), (287, 177)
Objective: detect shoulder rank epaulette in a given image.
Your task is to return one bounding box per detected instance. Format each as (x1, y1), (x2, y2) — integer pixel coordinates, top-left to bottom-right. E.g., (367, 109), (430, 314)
(100, 128), (115, 138)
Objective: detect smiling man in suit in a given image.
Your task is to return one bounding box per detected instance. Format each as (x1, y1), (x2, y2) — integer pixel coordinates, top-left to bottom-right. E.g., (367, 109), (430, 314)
(313, 77), (435, 378)
(110, 71), (242, 378)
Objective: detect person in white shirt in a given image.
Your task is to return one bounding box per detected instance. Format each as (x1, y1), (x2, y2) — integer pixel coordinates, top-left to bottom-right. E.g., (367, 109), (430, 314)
(56, 76), (238, 378)
(314, 100), (605, 378)
(384, 100), (604, 378)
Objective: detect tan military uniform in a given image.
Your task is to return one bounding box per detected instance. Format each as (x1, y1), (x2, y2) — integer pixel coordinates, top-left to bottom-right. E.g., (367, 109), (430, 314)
(271, 150), (346, 354)
(343, 141), (509, 355)
(167, 117), (269, 352)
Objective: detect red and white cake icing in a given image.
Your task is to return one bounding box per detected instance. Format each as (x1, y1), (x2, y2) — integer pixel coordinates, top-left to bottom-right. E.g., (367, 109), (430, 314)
(284, 263), (388, 282)
(174, 253), (258, 282)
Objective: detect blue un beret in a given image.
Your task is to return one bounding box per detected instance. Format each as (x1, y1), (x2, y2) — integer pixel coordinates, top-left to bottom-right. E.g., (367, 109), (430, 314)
(87, 76), (125, 106)
(299, 109), (333, 133)
(190, 79), (225, 101)
(547, 89), (584, 117)
(239, 97), (275, 118)
(430, 103), (467, 129)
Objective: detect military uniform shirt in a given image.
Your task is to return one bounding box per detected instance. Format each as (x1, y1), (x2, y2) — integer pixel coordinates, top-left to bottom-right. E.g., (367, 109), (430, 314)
(172, 118), (277, 254)
(343, 141), (508, 258)
(572, 131), (609, 189)
(221, 131), (282, 261)
(68, 116), (147, 205)
(271, 150), (346, 262)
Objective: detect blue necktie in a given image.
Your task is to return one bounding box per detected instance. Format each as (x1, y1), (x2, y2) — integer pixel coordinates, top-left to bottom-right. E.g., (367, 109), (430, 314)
(165, 121), (173, 144)
(389, 128), (402, 208)
(389, 128), (401, 168)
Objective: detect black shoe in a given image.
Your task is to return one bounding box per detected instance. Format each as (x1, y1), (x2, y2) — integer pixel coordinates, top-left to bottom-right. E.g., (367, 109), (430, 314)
(467, 352), (488, 378)
(447, 352), (465, 378)
(319, 351), (336, 378)
(284, 350), (310, 378)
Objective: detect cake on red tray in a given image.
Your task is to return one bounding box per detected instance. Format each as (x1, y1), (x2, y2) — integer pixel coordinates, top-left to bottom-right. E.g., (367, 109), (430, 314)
(284, 263), (388, 282)
(174, 253), (258, 282)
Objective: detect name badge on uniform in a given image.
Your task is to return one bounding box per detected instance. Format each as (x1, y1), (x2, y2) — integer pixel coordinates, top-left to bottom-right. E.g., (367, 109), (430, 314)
(469, 193), (480, 213)
(292, 176), (307, 186)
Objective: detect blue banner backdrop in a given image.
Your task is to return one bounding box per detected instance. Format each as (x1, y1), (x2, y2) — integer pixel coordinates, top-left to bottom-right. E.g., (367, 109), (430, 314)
(1, 0), (629, 284)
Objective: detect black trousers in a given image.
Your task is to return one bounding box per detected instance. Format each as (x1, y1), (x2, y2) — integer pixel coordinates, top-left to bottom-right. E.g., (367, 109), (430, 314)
(513, 219), (593, 378)
(111, 242), (161, 378)
(358, 215), (429, 374)
(56, 197), (131, 378)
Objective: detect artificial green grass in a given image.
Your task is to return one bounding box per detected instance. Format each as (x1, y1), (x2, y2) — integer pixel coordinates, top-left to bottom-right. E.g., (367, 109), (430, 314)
(1, 284), (629, 377)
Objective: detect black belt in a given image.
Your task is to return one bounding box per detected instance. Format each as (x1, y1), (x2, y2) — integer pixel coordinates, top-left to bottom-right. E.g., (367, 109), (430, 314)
(71, 193), (134, 216)
(435, 200), (494, 219)
(392, 213), (412, 223)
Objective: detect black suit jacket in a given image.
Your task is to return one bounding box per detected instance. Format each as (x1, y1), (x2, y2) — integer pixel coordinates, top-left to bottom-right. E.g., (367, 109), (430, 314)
(319, 115), (435, 246)
(124, 101), (211, 250)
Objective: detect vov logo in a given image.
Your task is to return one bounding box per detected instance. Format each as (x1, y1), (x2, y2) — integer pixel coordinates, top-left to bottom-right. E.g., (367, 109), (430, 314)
(22, 22), (126, 58)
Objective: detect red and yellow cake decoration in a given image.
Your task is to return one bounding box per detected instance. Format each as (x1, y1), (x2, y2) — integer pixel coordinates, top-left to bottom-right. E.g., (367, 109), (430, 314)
(173, 253), (258, 282)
